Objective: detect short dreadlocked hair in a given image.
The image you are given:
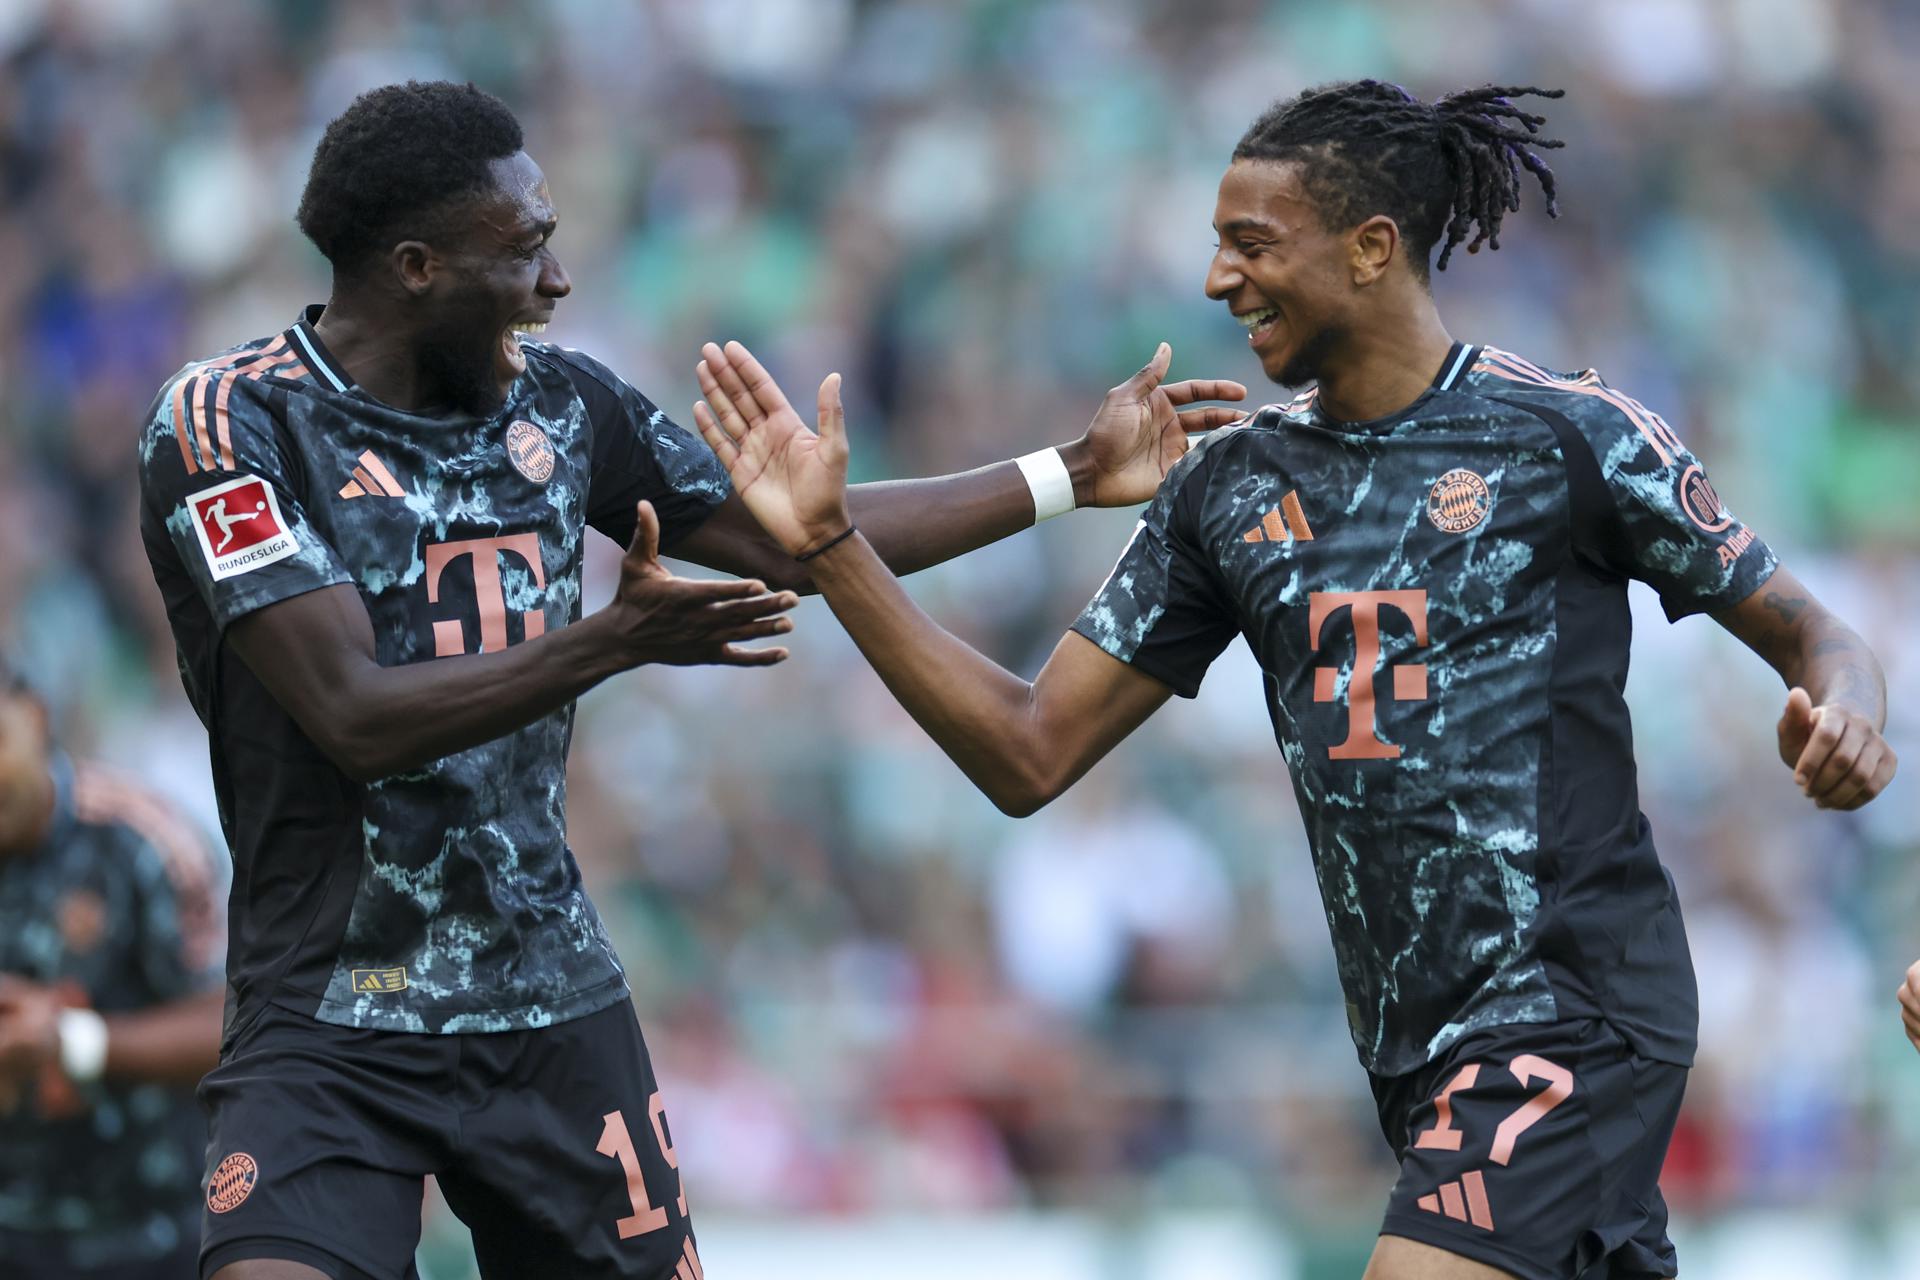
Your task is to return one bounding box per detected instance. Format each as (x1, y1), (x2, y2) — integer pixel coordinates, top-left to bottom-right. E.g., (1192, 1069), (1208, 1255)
(296, 81), (524, 273)
(1233, 80), (1564, 279)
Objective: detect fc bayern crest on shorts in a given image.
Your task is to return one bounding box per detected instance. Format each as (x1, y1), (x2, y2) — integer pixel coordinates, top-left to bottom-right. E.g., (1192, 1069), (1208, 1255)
(207, 1151), (259, 1213)
(1428, 468), (1491, 533)
(505, 419), (556, 483)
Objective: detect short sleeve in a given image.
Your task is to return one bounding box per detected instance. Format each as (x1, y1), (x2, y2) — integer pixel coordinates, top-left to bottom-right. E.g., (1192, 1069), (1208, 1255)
(138, 366), (352, 630)
(1564, 386), (1777, 621)
(543, 347), (731, 549)
(1070, 450), (1239, 698)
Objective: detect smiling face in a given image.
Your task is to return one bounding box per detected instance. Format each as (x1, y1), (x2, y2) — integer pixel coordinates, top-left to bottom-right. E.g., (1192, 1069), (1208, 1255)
(412, 150), (572, 416)
(1205, 158), (1364, 387)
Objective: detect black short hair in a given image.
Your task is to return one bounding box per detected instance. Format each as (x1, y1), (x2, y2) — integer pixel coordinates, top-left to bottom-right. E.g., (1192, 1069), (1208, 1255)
(1233, 80), (1564, 279)
(296, 80), (524, 273)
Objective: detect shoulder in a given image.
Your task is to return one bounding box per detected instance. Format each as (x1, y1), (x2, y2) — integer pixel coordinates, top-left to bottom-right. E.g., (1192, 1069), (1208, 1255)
(524, 342), (632, 401)
(140, 332), (311, 481)
(1459, 346), (1687, 467)
(1164, 401), (1297, 491)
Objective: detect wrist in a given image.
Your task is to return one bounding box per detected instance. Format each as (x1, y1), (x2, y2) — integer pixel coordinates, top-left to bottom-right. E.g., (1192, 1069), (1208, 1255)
(1018, 445), (1083, 521)
(57, 1007), (108, 1083)
(1055, 439), (1098, 509)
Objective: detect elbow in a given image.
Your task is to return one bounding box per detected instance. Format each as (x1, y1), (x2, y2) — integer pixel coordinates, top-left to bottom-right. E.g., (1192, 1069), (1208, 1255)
(986, 757), (1067, 819)
(309, 714), (404, 784)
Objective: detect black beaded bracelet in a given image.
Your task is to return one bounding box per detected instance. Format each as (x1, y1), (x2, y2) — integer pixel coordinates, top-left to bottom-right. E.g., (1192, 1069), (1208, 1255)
(795, 526), (858, 562)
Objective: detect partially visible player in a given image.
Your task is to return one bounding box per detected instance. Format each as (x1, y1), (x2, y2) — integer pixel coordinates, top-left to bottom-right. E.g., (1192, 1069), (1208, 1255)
(0, 659), (226, 1279)
(1898, 961), (1920, 1053)
(694, 81), (1896, 1280)
(136, 81), (1242, 1280)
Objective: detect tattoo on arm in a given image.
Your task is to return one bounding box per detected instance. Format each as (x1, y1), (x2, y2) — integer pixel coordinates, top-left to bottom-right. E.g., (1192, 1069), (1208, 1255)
(1763, 592), (1806, 625)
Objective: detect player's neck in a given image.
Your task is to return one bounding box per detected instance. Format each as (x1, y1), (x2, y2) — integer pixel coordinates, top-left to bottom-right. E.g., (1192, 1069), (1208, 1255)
(1311, 304), (1456, 424)
(312, 294), (446, 414)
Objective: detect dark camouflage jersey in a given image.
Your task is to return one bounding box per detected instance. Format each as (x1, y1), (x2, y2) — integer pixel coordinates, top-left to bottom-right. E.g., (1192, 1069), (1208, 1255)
(0, 755), (223, 1266)
(137, 306), (728, 1034)
(1074, 344), (1777, 1076)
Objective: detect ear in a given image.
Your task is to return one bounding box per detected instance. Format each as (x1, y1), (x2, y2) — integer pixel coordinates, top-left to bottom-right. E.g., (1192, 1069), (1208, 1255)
(1349, 215), (1400, 287)
(390, 240), (437, 297)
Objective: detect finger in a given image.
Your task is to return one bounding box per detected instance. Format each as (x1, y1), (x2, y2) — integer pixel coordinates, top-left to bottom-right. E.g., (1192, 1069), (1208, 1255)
(1176, 406), (1250, 432)
(703, 342), (768, 428)
(627, 502), (660, 566)
(702, 590), (802, 623)
(1791, 707), (1844, 790)
(691, 402), (740, 467)
(714, 616), (796, 643)
(1821, 740), (1887, 811)
(716, 643), (789, 667)
(1160, 378), (1249, 406)
(672, 576), (776, 602)
(1801, 715), (1862, 796)
(695, 358), (753, 444)
(722, 340), (802, 425)
(1117, 342), (1173, 396)
(817, 372), (847, 466)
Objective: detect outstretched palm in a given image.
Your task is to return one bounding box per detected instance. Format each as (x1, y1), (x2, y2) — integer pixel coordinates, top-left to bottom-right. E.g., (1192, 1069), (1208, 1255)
(1080, 342), (1247, 507)
(692, 341), (852, 557)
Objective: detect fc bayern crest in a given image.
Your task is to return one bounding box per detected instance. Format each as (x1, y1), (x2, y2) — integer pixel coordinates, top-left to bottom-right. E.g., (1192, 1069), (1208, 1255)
(505, 420), (556, 484)
(1427, 468), (1491, 533)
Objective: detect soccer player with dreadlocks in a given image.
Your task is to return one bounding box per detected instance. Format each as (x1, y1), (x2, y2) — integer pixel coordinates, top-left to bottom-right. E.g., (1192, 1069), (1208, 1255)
(693, 81), (1896, 1279)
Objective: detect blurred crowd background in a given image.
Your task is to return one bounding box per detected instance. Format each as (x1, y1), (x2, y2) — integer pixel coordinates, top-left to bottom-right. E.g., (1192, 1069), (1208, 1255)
(1, 0), (1916, 1275)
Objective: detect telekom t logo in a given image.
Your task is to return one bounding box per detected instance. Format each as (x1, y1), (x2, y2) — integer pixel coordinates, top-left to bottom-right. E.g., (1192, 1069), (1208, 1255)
(425, 534), (547, 657)
(1308, 589), (1429, 760)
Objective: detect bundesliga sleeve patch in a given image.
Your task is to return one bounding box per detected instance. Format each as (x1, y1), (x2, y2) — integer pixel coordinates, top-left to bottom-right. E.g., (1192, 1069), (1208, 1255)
(186, 475), (300, 580)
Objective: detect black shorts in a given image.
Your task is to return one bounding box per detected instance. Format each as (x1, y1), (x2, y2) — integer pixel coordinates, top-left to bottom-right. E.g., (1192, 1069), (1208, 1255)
(197, 999), (703, 1280)
(1370, 1018), (1686, 1280)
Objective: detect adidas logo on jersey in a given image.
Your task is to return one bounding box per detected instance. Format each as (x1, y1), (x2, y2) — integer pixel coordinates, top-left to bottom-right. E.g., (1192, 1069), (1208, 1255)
(350, 967), (408, 993)
(339, 450), (406, 499)
(1242, 490), (1314, 543)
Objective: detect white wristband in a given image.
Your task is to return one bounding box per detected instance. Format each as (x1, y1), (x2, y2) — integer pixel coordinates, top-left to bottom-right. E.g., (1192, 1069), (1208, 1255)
(1015, 448), (1076, 523)
(58, 1007), (108, 1083)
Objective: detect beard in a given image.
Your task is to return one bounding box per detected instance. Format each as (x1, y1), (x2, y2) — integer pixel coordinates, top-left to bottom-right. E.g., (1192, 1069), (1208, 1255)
(1275, 324), (1341, 389)
(417, 327), (509, 417)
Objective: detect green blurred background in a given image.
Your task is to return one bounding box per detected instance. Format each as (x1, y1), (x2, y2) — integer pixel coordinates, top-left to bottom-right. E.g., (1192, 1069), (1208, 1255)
(0, 1), (1915, 1276)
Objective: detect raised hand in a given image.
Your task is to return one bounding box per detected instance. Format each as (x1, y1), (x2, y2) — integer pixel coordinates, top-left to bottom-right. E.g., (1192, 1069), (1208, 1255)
(693, 341), (852, 557)
(1776, 685), (1897, 810)
(599, 500), (797, 667)
(1073, 343), (1246, 508)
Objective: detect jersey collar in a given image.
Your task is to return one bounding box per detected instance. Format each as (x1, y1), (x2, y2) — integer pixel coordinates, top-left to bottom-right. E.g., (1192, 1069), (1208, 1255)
(1433, 341), (1477, 392)
(1304, 341), (1478, 434)
(288, 305), (357, 393)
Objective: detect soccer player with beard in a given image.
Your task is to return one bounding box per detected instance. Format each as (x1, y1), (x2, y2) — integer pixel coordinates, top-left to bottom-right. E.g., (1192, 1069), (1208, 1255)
(136, 81), (1243, 1280)
(692, 81), (1897, 1280)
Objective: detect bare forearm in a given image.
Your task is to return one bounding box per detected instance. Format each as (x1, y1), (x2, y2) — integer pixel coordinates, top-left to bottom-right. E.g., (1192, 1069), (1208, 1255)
(806, 534), (1056, 812)
(334, 614), (626, 777)
(103, 988), (224, 1087)
(841, 443), (1094, 580)
(1731, 584), (1887, 729)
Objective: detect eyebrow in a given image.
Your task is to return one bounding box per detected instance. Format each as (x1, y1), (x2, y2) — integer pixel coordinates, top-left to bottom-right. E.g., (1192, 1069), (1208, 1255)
(517, 215), (557, 243)
(1215, 217), (1280, 237)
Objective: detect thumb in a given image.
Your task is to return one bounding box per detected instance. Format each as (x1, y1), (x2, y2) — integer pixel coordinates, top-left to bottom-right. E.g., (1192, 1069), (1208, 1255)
(1778, 685), (1814, 756)
(627, 500), (661, 568)
(818, 372), (846, 460)
(1780, 686), (1815, 734)
(1122, 342), (1173, 397)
